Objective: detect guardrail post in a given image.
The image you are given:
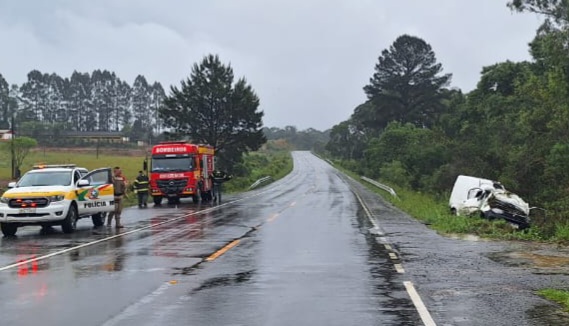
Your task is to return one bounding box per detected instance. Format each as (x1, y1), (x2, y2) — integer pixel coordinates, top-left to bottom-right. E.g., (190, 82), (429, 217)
(249, 176), (273, 190)
(360, 176), (398, 198)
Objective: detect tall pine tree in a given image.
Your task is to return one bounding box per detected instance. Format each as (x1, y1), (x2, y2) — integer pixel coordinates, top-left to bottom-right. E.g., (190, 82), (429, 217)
(161, 54), (266, 169)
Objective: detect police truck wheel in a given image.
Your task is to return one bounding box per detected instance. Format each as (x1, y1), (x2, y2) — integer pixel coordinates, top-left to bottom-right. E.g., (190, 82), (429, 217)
(91, 213), (105, 227)
(61, 204), (78, 234)
(1, 223), (17, 236)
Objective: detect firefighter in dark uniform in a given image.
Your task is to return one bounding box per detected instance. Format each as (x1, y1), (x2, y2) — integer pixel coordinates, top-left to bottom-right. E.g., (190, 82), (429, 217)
(211, 170), (232, 203)
(133, 170), (149, 208)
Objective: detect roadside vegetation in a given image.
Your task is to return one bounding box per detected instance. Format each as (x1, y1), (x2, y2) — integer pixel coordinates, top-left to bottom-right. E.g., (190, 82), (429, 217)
(224, 140), (294, 193)
(334, 161), (569, 243)
(319, 1), (569, 247)
(538, 289), (569, 312)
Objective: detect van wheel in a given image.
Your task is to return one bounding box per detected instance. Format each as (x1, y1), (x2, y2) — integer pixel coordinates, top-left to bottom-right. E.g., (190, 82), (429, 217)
(450, 208), (458, 216)
(61, 205), (78, 234)
(1, 223), (17, 236)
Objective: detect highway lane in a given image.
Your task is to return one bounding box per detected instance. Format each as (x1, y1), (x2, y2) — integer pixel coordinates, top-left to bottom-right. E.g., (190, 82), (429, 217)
(0, 151), (423, 325)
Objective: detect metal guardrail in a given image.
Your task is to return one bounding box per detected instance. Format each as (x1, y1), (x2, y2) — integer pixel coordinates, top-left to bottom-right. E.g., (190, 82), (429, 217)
(361, 176), (397, 197)
(249, 176), (272, 190)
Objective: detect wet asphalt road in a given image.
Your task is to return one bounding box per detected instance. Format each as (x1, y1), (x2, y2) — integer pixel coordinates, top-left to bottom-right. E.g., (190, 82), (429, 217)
(1, 151), (569, 325)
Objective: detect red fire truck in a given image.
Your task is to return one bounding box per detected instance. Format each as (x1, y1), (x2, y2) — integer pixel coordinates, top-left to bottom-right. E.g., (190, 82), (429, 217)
(146, 141), (215, 205)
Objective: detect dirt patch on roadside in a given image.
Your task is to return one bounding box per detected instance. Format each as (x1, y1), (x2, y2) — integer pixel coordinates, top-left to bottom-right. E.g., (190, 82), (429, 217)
(487, 242), (569, 274)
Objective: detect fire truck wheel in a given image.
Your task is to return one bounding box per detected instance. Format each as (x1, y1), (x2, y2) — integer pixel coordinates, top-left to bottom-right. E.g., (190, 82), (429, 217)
(153, 196), (163, 205)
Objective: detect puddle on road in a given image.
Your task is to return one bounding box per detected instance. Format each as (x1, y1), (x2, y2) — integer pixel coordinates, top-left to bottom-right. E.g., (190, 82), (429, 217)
(189, 270), (255, 294)
(447, 234), (484, 242)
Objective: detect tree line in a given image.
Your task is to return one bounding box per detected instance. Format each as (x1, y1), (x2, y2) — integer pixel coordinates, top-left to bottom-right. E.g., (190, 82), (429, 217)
(0, 69), (165, 142)
(0, 53), (332, 177)
(263, 126), (329, 152)
(325, 0), (569, 217)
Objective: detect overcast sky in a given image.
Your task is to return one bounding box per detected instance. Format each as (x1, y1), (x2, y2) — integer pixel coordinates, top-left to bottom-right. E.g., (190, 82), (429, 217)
(0, 0), (543, 131)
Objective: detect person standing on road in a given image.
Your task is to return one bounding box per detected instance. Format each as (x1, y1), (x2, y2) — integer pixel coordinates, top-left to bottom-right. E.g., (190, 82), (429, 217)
(211, 169), (232, 203)
(133, 170), (149, 208)
(107, 166), (127, 228)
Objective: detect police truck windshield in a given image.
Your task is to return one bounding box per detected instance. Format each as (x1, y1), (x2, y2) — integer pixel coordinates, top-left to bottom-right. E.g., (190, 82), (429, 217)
(151, 157), (194, 172)
(18, 171), (73, 187)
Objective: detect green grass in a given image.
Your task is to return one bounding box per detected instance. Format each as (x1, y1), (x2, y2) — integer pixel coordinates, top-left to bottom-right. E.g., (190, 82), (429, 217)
(224, 150), (293, 193)
(0, 149), (146, 183)
(0, 148), (147, 207)
(538, 289), (569, 312)
(0, 147), (293, 206)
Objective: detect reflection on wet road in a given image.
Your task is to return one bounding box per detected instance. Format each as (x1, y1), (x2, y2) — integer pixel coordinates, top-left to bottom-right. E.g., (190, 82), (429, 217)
(0, 152), (424, 325)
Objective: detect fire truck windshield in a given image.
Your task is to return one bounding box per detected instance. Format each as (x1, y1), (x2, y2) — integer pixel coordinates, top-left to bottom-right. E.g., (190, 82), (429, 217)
(151, 156), (194, 172)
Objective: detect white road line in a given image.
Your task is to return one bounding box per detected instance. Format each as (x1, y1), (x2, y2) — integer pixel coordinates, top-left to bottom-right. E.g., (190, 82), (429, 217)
(353, 186), (437, 324)
(404, 281), (437, 326)
(0, 185), (281, 272)
(394, 263), (405, 274)
(353, 191), (381, 231)
(384, 244), (393, 251)
(100, 282), (172, 326)
(389, 252), (398, 260)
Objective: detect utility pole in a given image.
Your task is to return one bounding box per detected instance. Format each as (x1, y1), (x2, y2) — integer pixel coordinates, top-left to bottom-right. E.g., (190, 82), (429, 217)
(10, 114), (15, 179)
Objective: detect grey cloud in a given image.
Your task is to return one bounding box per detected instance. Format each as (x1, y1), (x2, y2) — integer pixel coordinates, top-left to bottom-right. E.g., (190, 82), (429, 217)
(0, 0), (542, 130)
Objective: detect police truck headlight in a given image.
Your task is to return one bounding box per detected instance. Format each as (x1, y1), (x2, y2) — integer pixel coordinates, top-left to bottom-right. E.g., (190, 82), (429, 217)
(48, 195), (65, 202)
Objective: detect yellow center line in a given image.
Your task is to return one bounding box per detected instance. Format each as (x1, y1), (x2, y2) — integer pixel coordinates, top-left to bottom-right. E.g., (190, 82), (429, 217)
(205, 239), (240, 262)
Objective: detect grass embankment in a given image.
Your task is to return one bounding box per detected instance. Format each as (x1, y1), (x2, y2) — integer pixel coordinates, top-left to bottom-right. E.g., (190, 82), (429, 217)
(334, 162), (569, 243)
(538, 289), (569, 312)
(0, 148), (147, 207)
(224, 151), (293, 193)
(0, 149), (145, 183)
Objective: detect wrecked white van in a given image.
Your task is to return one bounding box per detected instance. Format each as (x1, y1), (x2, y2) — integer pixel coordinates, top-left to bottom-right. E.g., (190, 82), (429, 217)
(449, 175), (531, 229)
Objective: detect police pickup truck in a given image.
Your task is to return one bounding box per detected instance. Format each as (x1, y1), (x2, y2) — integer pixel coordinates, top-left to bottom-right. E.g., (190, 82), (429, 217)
(0, 164), (115, 236)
